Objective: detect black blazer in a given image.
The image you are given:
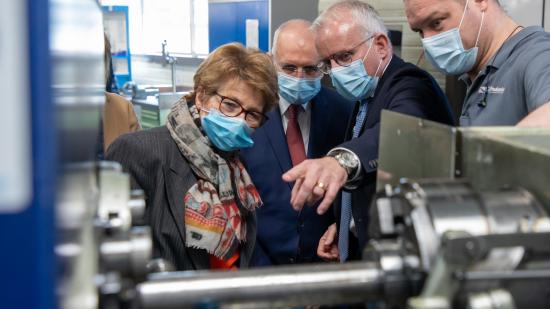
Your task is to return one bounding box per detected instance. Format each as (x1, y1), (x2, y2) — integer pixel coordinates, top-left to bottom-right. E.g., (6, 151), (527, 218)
(106, 126), (256, 270)
(334, 56), (455, 257)
(240, 87), (353, 266)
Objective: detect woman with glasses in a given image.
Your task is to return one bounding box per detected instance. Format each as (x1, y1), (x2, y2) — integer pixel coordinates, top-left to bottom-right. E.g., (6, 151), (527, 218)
(106, 43), (278, 271)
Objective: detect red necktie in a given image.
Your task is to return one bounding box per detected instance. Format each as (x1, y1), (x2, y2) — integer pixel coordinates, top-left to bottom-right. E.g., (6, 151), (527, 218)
(286, 105), (306, 166)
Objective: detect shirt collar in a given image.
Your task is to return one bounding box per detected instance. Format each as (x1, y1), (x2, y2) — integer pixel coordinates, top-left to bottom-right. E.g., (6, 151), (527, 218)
(460, 26), (542, 85)
(489, 26), (541, 69)
(279, 95), (311, 117)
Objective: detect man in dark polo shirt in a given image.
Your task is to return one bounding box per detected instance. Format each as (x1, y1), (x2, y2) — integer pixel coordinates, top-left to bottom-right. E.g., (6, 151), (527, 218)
(404, 0), (550, 127)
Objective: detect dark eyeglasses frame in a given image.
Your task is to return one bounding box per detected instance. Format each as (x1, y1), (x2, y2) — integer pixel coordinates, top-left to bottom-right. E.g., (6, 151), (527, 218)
(214, 92), (269, 128)
(276, 62), (325, 77)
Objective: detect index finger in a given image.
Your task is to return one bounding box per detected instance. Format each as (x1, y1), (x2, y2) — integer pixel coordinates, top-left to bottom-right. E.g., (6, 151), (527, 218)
(282, 161), (308, 183)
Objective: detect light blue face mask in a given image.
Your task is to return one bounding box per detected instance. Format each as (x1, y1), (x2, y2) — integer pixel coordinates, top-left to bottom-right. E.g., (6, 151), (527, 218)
(201, 109), (254, 152)
(421, 0), (485, 75)
(277, 72), (322, 105)
(329, 40), (383, 102)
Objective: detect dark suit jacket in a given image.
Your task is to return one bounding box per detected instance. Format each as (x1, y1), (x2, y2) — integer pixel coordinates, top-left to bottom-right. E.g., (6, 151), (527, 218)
(106, 126), (256, 271)
(334, 56), (455, 258)
(240, 87), (353, 266)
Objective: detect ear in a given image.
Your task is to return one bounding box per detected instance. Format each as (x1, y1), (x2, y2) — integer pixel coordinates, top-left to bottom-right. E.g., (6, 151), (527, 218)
(473, 0), (489, 12)
(194, 87), (206, 110)
(373, 34), (391, 60)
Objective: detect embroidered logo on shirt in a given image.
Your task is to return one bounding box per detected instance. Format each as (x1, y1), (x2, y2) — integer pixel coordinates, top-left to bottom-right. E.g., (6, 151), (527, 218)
(479, 86), (505, 94)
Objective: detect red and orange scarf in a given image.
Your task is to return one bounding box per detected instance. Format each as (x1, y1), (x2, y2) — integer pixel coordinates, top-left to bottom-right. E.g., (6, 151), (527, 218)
(166, 99), (262, 260)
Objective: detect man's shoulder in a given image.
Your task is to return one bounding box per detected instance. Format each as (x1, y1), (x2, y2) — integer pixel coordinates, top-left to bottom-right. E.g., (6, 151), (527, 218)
(316, 85), (346, 99)
(386, 56), (433, 82)
(511, 27), (550, 65)
(314, 86), (354, 109)
(378, 57), (443, 99)
(515, 26), (550, 47)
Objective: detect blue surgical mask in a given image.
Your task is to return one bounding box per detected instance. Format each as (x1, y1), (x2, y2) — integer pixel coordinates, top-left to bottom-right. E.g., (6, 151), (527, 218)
(201, 109), (254, 152)
(329, 41), (382, 101)
(421, 0), (484, 75)
(278, 72), (321, 105)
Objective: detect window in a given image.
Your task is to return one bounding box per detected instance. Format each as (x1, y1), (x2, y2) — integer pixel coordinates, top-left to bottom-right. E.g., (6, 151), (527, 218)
(101, 0), (209, 56)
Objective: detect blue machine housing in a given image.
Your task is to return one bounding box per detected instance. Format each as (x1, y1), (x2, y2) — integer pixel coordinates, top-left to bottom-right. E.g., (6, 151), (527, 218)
(0, 0), (57, 308)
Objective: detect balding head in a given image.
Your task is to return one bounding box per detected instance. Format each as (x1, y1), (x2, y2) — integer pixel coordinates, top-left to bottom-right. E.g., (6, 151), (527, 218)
(271, 19), (322, 78)
(272, 19), (315, 58)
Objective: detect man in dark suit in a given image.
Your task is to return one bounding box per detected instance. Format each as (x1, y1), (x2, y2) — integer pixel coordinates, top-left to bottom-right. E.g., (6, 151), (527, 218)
(240, 19), (353, 266)
(283, 1), (455, 262)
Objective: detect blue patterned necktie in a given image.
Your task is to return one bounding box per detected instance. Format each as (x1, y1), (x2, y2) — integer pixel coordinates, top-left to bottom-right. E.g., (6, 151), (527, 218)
(338, 99), (369, 262)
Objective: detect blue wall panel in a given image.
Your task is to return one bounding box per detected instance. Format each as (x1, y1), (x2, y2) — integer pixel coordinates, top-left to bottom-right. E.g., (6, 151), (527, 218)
(0, 0), (56, 308)
(208, 0), (269, 52)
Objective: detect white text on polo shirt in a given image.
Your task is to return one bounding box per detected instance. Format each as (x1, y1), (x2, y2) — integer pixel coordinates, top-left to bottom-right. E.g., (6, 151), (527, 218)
(479, 86), (505, 94)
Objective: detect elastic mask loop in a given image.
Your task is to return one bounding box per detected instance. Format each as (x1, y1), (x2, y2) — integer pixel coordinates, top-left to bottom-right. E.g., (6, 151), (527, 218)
(361, 35), (375, 63)
(474, 11), (485, 47)
(373, 57), (383, 77)
(458, 0), (471, 30)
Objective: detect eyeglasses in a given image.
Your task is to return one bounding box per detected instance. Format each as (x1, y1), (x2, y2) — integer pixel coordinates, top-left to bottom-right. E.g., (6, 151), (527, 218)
(214, 92), (269, 128)
(319, 34), (375, 74)
(277, 63), (324, 77)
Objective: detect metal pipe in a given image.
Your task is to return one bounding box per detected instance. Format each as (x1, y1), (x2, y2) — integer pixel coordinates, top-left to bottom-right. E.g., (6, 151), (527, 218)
(170, 62), (176, 93)
(136, 261), (384, 308)
(457, 269), (550, 281)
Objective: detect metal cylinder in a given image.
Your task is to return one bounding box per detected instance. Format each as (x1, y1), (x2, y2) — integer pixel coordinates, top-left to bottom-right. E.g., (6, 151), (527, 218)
(100, 227), (152, 278)
(137, 261), (384, 308)
(128, 189), (146, 226)
(399, 181), (548, 271)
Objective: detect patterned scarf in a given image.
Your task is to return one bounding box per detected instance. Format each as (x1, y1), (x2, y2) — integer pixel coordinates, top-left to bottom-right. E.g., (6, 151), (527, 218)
(166, 98), (262, 260)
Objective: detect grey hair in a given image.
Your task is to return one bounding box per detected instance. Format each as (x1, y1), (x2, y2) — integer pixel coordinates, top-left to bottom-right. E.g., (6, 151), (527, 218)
(271, 19), (313, 57)
(312, 0), (388, 39)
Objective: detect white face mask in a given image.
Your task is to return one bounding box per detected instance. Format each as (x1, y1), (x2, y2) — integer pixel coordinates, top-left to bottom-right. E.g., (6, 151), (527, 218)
(421, 0), (485, 75)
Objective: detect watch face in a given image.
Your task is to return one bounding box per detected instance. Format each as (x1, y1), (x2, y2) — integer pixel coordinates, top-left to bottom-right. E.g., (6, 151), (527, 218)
(338, 151), (359, 168)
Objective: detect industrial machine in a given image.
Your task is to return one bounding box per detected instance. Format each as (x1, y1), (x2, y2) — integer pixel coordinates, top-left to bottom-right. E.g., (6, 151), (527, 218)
(0, 1), (152, 308)
(2, 0), (549, 308)
(51, 1), (153, 308)
(132, 112), (550, 309)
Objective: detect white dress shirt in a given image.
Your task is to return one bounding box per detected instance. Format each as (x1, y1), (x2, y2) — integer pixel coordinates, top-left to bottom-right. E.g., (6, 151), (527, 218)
(279, 96), (311, 154)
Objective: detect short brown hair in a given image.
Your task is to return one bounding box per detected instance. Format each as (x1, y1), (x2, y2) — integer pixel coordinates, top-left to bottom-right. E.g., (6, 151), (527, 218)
(187, 43), (279, 112)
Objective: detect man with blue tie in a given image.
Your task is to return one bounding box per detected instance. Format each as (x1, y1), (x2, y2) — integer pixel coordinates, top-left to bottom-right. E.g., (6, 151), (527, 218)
(240, 19), (353, 266)
(283, 1), (455, 262)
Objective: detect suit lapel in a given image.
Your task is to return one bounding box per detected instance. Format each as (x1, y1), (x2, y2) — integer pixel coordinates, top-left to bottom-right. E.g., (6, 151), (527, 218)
(262, 109), (293, 188)
(164, 151), (209, 270)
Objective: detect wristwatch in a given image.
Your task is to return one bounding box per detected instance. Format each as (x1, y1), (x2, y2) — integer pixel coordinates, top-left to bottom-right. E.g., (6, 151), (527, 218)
(329, 150), (359, 178)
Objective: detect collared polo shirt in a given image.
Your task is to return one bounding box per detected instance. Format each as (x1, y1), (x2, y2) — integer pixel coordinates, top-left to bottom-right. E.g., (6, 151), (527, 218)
(459, 26), (550, 126)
